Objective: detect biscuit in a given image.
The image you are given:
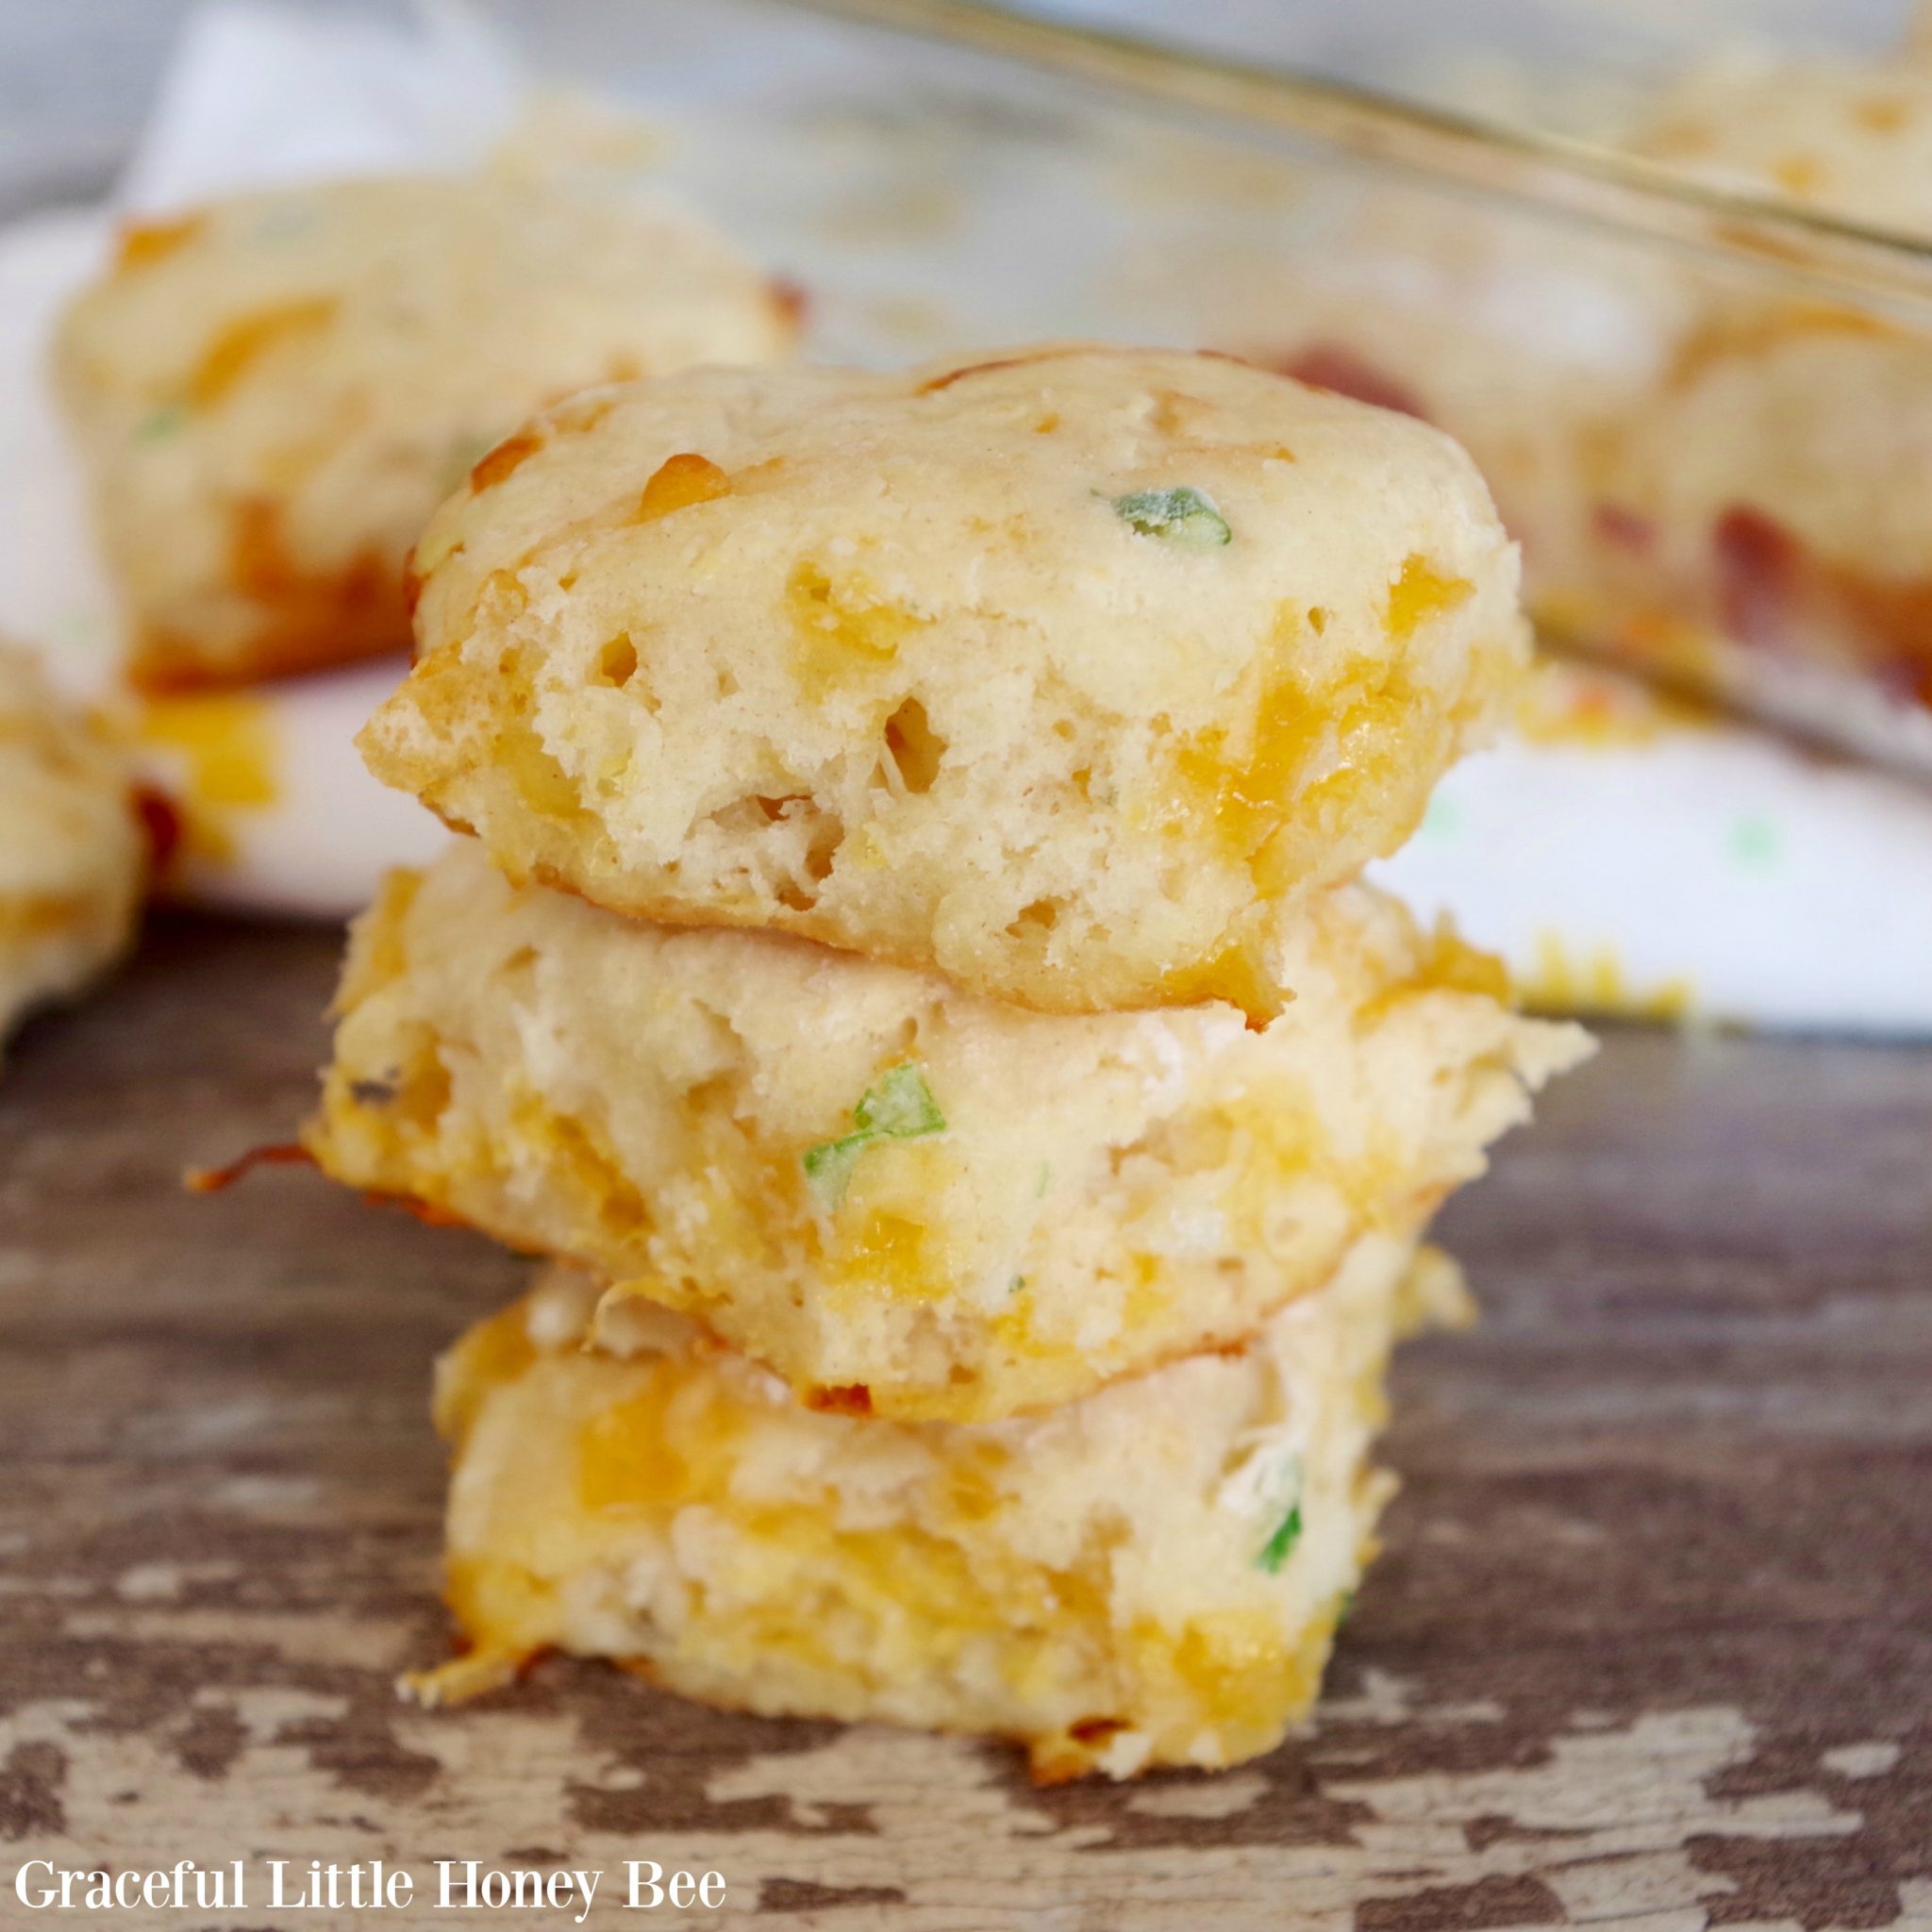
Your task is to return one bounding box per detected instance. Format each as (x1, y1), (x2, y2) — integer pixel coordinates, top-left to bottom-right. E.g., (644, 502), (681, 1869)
(1628, 56), (1932, 238)
(1602, 325), (1932, 686)
(0, 644), (144, 1057)
(1191, 207), (1690, 602)
(415, 1229), (1461, 1779)
(1607, 59), (1932, 691)
(304, 840), (1590, 1422)
(54, 175), (795, 692)
(360, 346), (1529, 1017)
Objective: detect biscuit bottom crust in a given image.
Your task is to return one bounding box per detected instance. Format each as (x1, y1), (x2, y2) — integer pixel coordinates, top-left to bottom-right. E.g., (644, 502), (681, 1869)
(128, 575), (409, 694)
(411, 1232), (1458, 1780)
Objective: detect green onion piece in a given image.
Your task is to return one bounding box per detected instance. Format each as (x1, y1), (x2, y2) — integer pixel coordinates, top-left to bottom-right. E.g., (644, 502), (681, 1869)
(1109, 485), (1231, 550)
(253, 200), (319, 244)
(803, 1062), (947, 1211)
(1256, 1502), (1303, 1574)
(801, 1134), (871, 1211)
(853, 1062), (944, 1139)
(136, 404), (187, 442)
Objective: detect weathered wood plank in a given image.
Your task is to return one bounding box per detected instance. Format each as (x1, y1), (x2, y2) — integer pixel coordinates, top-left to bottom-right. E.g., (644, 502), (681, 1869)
(1, 914), (1928, 1928)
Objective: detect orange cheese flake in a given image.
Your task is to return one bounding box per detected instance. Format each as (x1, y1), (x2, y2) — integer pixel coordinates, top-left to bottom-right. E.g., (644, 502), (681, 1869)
(637, 452), (731, 523)
(786, 561), (926, 699)
(577, 1370), (689, 1513)
(469, 429), (545, 493)
(190, 297), (339, 408)
(838, 1208), (943, 1301)
(1158, 936), (1287, 1029)
(1385, 554), (1474, 639)
(115, 213), (208, 271)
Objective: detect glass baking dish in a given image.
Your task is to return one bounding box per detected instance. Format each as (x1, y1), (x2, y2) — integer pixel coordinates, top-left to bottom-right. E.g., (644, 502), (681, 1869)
(465, 0), (1932, 778)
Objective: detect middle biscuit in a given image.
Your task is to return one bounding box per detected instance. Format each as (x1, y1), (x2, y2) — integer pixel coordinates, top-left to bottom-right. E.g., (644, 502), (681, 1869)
(306, 839), (1591, 1422)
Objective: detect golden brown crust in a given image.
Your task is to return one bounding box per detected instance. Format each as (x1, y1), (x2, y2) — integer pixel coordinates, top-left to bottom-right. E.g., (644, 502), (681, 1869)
(129, 496), (410, 693)
(914, 344), (1099, 394)
(131, 621), (408, 695)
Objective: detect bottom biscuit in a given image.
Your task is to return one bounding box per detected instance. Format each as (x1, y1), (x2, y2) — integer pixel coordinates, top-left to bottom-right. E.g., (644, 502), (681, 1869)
(414, 1229), (1463, 1780)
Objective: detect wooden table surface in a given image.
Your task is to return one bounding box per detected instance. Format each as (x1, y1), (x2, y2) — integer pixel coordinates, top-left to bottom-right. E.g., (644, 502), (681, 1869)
(1, 913), (1928, 1929)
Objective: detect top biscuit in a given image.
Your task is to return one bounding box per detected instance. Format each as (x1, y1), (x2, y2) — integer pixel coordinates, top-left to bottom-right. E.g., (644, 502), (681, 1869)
(54, 175), (795, 692)
(364, 345), (1527, 1017)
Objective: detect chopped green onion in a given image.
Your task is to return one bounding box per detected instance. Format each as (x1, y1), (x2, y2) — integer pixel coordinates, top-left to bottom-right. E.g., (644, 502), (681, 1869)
(853, 1061), (944, 1139)
(136, 404), (187, 442)
(252, 200), (319, 244)
(801, 1134), (871, 1208)
(1256, 1502), (1303, 1574)
(1109, 485), (1231, 550)
(1009, 1274), (1027, 1294)
(803, 1063), (946, 1211)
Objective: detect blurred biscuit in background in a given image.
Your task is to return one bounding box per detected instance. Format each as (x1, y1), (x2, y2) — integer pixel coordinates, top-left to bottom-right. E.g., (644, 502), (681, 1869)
(0, 642), (145, 1060)
(53, 173), (797, 693)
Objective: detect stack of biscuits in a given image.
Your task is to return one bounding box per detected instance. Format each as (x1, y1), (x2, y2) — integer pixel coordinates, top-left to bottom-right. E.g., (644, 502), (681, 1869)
(301, 344), (1592, 1780)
